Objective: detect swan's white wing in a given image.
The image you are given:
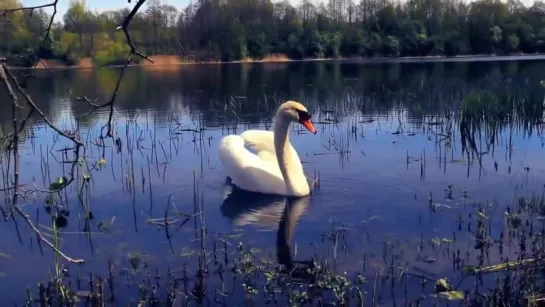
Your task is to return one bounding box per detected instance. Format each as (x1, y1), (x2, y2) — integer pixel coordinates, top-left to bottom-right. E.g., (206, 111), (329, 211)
(240, 130), (304, 169)
(218, 134), (287, 195)
(239, 130), (277, 163)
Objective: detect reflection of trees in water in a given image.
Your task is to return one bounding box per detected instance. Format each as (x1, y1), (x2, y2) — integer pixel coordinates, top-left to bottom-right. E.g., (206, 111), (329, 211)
(3, 61), (544, 137)
(459, 88), (544, 164)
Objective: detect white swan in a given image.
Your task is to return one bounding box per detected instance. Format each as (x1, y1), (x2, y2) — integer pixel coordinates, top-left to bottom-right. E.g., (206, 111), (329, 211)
(218, 101), (317, 197)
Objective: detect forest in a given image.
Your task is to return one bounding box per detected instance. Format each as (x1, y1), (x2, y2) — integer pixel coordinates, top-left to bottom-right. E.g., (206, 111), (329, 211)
(1, 0), (545, 66)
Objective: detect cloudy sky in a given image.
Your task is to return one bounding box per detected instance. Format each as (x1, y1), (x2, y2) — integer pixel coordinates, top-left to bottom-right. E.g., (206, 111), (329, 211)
(21, 0), (540, 22)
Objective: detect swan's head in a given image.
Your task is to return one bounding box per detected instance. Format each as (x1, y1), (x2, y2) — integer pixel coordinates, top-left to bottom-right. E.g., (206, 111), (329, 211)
(277, 101), (317, 134)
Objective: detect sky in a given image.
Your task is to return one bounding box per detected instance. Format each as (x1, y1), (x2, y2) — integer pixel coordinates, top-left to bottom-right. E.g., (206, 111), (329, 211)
(21, 0), (540, 23)
(22, 0), (188, 21)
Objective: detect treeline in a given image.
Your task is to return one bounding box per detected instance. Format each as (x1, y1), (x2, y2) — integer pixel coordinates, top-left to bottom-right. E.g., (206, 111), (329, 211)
(2, 0), (545, 66)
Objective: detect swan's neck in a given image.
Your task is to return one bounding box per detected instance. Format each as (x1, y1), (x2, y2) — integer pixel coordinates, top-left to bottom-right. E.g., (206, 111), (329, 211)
(274, 116), (307, 196)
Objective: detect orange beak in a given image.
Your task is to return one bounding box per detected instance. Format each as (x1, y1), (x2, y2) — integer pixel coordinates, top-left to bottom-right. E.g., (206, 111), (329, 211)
(300, 119), (317, 134)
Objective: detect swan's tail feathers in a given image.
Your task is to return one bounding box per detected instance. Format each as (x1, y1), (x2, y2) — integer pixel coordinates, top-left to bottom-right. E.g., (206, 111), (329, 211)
(218, 135), (247, 187)
(222, 178), (234, 201)
(307, 173), (320, 194)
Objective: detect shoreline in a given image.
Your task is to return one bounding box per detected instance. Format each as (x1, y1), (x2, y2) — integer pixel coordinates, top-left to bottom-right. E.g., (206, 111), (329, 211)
(8, 53), (545, 71)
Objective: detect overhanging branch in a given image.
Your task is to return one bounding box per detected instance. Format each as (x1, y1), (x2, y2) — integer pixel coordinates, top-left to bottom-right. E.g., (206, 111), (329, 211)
(0, 0), (152, 265)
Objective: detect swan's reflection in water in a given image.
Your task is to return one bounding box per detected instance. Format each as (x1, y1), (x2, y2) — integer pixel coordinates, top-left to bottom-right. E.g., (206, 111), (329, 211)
(220, 184), (315, 277)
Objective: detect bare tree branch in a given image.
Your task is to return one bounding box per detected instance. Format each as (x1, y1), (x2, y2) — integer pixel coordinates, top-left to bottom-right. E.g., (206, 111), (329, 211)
(0, 0), (58, 44)
(6, 69), (84, 145)
(0, 0), (151, 265)
(117, 0), (154, 63)
(12, 204), (84, 264)
(1, 0), (58, 79)
(104, 0), (151, 137)
(0, 60), (84, 264)
(0, 1), (56, 13)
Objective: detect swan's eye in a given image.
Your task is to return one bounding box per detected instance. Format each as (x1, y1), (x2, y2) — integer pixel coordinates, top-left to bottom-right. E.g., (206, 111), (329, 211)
(297, 110), (311, 121)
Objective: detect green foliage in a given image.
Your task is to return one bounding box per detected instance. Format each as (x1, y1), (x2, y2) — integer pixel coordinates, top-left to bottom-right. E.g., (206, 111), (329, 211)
(383, 35), (400, 57)
(49, 176), (68, 191)
(506, 34), (520, 52)
(2, 0), (545, 65)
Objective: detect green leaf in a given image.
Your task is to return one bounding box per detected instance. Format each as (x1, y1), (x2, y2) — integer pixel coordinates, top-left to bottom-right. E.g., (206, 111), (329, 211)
(83, 171), (90, 182)
(439, 291), (465, 300)
(435, 278), (450, 292)
(49, 176), (68, 191)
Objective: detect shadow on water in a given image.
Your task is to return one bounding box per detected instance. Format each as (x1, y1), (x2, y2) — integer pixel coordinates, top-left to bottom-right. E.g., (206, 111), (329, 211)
(220, 183), (314, 275)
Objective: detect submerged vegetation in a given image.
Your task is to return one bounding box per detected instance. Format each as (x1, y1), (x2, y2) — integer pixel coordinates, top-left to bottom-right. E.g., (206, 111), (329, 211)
(4, 0), (545, 66)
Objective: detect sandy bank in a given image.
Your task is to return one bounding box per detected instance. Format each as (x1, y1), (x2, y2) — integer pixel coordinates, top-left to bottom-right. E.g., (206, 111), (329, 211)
(7, 53), (545, 70)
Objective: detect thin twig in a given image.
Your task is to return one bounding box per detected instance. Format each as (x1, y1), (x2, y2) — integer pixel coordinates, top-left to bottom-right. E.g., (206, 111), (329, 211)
(1, 0), (58, 75)
(104, 0), (152, 137)
(5, 68), (84, 145)
(0, 0), (151, 267)
(0, 61), (84, 264)
(12, 205), (84, 264)
(117, 0), (153, 63)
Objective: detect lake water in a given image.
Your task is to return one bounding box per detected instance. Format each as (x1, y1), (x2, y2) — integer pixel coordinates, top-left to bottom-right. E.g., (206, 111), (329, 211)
(1, 60), (545, 305)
